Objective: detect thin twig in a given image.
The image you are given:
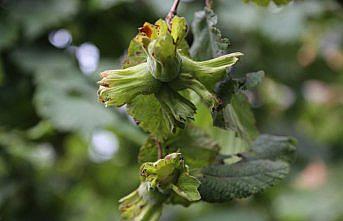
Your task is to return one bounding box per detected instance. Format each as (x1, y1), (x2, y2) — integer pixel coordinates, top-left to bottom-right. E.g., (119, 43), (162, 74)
(205, 0), (213, 8)
(155, 139), (163, 159)
(166, 0), (181, 26)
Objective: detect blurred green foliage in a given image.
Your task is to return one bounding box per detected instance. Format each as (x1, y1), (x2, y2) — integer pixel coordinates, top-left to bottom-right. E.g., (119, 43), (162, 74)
(0, 0), (342, 220)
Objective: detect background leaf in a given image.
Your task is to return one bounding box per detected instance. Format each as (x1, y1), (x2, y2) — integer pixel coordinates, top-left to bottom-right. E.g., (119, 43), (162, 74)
(8, 0), (79, 39)
(13, 49), (145, 143)
(190, 7), (230, 61)
(243, 0), (292, 6)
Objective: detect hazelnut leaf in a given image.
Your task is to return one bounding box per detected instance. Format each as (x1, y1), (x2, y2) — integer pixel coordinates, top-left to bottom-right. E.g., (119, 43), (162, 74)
(198, 134), (296, 202)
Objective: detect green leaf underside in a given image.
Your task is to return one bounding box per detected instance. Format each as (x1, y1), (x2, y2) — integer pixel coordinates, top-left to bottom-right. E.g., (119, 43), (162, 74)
(243, 0), (292, 6)
(208, 127), (249, 155)
(190, 7), (230, 61)
(198, 134), (296, 202)
(214, 93), (259, 143)
(127, 87), (196, 141)
(212, 71), (265, 144)
(168, 126), (220, 169)
(225, 94), (259, 141)
(127, 94), (172, 141)
(139, 137), (159, 163)
(138, 126), (220, 169)
(192, 102), (250, 156)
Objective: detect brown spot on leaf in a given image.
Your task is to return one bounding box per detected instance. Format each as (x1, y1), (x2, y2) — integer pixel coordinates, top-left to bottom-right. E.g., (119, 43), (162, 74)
(139, 23), (154, 38)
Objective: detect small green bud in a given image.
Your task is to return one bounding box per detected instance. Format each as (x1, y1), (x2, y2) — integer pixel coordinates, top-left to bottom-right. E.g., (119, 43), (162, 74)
(140, 153), (185, 190)
(119, 153), (200, 220)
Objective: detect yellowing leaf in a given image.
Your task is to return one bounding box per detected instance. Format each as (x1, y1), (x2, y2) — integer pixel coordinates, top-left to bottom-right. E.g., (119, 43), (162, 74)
(172, 173), (201, 202)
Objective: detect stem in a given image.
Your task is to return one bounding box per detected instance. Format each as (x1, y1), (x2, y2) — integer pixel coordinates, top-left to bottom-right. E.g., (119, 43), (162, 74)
(205, 0), (213, 8)
(166, 0), (181, 26)
(155, 139), (163, 159)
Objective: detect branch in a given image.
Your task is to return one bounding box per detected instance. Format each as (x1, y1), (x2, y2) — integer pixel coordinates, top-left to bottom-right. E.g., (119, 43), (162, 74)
(155, 139), (163, 159)
(166, 0), (181, 26)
